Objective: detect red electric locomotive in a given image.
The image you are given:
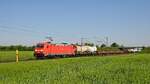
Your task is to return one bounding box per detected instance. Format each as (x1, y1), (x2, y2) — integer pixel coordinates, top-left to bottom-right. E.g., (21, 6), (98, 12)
(34, 42), (76, 58)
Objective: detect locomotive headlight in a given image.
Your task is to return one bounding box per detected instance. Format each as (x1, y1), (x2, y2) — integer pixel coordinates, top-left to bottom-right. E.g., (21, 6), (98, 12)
(35, 49), (43, 52)
(40, 50), (43, 52)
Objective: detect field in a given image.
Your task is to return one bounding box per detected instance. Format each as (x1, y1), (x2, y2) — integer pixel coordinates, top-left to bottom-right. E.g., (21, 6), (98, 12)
(0, 53), (150, 84)
(0, 51), (34, 63)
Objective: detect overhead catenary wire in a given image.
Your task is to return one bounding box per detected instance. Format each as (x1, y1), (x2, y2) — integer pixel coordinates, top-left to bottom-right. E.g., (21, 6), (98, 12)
(0, 25), (38, 32)
(0, 25), (64, 45)
(0, 25), (49, 36)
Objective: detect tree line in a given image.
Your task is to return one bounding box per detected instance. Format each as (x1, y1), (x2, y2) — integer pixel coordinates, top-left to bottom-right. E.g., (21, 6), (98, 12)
(0, 45), (34, 51)
(0, 43), (149, 53)
(0, 42), (120, 51)
(82, 42), (121, 48)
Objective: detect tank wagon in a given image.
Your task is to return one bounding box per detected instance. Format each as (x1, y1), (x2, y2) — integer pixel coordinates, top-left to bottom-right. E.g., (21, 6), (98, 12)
(76, 46), (97, 55)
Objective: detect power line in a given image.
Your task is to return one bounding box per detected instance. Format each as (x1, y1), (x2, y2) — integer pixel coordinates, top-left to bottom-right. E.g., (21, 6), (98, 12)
(18, 25), (47, 34)
(0, 25), (41, 33)
(0, 25), (48, 35)
(0, 28), (13, 34)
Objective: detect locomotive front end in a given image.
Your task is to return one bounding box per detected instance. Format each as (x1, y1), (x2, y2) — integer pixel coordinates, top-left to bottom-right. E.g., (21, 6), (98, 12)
(34, 43), (45, 58)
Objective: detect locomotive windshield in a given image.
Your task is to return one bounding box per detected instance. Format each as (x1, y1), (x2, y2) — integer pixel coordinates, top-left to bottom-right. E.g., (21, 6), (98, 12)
(36, 44), (44, 48)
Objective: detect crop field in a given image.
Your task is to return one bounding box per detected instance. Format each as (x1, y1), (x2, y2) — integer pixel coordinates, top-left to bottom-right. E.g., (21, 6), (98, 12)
(0, 51), (34, 63)
(0, 53), (150, 84)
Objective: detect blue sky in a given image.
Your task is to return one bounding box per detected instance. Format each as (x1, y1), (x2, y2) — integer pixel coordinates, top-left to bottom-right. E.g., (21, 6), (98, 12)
(0, 0), (150, 46)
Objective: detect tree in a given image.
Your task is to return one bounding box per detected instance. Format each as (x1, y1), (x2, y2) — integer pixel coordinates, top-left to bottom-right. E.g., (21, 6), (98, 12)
(101, 44), (106, 48)
(61, 42), (68, 44)
(9, 45), (15, 50)
(84, 43), (94, 46)
(0, 45), (34, 51)
(111, 42), (120, 47)
(74, 43), (79, 46)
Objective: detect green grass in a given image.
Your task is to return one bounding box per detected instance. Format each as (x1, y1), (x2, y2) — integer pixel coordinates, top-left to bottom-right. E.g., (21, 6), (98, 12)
(0, 51), (34, 63)
(0, 54), (150, 84)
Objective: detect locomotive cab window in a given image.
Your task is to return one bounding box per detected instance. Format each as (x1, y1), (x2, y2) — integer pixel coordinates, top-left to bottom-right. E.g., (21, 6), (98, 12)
(36, 44), (44, 48)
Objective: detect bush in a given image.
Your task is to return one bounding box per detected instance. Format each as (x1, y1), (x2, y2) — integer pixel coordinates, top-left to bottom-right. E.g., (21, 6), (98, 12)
(111, 42), (120, 47)
(141, 47), (150, 53)
(97, 47), (120, 51)
(0, 45), (34, 51)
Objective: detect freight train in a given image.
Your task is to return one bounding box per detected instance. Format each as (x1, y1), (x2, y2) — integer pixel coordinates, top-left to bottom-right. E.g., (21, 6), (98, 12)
(34, 42), (127, 59)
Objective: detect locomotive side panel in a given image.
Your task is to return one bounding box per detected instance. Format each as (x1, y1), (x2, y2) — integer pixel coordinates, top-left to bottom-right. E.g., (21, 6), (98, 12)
(54, 45), (75, 55)
(34, 43), (76, 58)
